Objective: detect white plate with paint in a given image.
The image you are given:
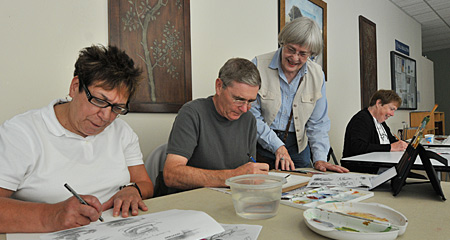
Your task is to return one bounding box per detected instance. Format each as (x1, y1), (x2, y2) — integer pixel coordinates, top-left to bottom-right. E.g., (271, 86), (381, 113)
(303, 202), (406, 240)
(318, 202), (408, 235)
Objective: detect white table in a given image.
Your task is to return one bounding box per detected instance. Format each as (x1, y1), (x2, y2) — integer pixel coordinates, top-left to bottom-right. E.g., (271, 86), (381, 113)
(3, 181), (450, 240)
(341, 151), (450, 172)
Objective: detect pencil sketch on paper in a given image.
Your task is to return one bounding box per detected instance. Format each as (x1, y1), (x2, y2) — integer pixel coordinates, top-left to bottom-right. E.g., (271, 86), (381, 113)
(104, 217), (142, 227)
(44, 228), (96, 240)
(204, 227), (250, 240)
(120, 222), (161, 238)
(165, 229), (199, 240)
(40, 209), (225, 240)
(203, 224), (262, 240)
(306, 173), (373, 188)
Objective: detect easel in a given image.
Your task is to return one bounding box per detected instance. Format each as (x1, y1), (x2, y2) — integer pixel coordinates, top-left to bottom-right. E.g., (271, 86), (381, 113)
(391, 104), (448, 200)
(391, 143), (448, 200)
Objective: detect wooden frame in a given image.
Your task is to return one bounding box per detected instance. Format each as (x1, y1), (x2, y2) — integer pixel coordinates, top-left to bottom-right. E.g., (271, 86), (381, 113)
(108, 0), (192, 113)
(359, 15), (377, 109)
(279, 0), (327, 79)
(391, 51), (417, 110)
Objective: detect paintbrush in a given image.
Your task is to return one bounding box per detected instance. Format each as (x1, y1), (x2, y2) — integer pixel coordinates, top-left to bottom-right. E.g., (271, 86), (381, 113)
(411, 104), (438, 148)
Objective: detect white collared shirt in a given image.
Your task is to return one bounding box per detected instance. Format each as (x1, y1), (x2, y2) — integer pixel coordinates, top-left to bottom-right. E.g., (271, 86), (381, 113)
(0, 99), (143, 203)
(373, 117), (390, 144)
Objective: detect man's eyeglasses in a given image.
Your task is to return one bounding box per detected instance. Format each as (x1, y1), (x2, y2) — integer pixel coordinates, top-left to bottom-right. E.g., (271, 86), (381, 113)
(221, 78), (255, 107)
(228, 90), (255, 107)
(284, 44), (311, 58)
(232, 98), (254, 107)
(81, 82), (129, 115)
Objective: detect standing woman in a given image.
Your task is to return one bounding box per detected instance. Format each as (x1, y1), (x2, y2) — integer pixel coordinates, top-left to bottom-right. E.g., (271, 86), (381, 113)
(250, 17), (348, 173)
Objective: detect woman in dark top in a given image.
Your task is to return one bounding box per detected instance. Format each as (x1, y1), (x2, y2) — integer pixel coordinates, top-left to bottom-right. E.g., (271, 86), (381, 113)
(343, 90), (409, 161)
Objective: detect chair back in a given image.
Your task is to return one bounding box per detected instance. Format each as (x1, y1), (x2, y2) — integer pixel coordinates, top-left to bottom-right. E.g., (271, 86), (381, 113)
(309, 146), (340, 166)
(145, 143), (168, 185)
(327, 147), (339, 165)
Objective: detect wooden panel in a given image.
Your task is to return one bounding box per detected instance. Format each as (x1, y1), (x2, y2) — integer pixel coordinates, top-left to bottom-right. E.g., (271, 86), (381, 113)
(108, 0), (192, 113)
(405, 128), (418, 140)
(410, 111), (445, 135)
(359, 16), (377, 109)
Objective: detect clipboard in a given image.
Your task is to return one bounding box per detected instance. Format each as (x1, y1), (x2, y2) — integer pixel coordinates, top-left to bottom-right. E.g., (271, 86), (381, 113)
(391, 144), (448, 200)
(269, 170), (312, 193)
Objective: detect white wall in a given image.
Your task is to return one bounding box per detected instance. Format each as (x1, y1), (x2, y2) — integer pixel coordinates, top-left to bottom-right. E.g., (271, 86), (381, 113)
(325, 0), (433, 158)
(0, 0), (433, 161)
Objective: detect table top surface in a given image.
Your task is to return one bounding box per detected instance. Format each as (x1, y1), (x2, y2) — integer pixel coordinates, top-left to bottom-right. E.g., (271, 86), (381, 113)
(3, 179), (450, 240)
(422, 136), (450, 147)
(341, 151), (449, 167)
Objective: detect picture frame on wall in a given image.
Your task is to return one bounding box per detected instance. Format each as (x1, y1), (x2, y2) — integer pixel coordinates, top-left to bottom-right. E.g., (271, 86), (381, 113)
(359, 16), (377, 110)
(279, 0), (327, 79)
(390, 51), (417, 110)
(108, 0), (192, 113)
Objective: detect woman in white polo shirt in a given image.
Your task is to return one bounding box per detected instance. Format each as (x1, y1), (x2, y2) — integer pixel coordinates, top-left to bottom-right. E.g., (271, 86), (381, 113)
(0, 45), (153, 233)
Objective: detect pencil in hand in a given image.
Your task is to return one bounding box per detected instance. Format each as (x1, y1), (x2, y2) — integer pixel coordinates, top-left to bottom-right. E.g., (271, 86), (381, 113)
(247, 153), (257, 163)
(64, 183), (104, 222)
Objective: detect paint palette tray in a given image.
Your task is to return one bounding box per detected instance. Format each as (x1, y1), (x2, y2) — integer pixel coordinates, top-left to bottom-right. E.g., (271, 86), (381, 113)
(304, 208), (399, 240)
(303, 202), (407, 240)
(281, 186), (374, 210)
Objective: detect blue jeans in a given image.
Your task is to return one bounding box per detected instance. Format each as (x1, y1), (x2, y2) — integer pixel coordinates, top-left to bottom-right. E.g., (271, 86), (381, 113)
(257, 131), (312, 168)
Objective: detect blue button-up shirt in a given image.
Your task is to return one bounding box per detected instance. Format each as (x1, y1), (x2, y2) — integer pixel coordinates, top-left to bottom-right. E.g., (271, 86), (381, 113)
(250, 48), (330, 162)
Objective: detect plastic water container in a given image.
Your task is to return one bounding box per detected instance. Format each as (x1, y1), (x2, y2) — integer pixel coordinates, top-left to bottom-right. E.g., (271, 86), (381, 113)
(225, 174), (286, 219)
(424, 134), (434, 144)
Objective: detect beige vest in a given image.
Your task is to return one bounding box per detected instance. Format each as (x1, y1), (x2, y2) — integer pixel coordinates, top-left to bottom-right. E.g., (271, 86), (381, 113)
(256, 51), (324, 153)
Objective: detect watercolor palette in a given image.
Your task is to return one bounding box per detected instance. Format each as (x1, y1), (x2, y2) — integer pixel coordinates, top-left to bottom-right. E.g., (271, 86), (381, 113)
(281, 186), (374, 210)
(318, 202), (408, 235)
(303, 208), (400, 240)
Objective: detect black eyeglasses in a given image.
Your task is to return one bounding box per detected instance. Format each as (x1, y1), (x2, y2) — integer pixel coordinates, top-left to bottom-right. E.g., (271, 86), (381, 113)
(81, 82), (129, 115)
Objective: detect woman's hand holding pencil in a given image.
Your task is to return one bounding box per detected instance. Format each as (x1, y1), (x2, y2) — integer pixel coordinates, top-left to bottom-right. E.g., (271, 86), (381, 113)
(391, 134), (408, 152)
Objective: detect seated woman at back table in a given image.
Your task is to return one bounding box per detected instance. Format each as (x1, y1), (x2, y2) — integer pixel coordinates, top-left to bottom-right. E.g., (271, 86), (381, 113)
(343, 90), (408, 172)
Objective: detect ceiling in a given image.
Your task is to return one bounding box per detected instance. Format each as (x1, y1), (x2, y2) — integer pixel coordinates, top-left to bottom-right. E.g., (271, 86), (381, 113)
(390, 0), (450, 53)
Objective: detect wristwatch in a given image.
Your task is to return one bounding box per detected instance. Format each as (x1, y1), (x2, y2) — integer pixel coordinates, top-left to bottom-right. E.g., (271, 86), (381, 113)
(119, 182), (142, 198)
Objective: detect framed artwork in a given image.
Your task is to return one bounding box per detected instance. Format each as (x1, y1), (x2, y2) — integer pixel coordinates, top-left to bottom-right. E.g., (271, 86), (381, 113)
(279, 0), (327, 79)
(359, 15), (377, 109)
(108, 0), (192, 113)
(390, 51), (417, 110)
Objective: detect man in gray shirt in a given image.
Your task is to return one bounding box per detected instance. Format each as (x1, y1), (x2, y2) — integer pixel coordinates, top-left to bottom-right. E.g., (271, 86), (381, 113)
(163, 58), (269, 193)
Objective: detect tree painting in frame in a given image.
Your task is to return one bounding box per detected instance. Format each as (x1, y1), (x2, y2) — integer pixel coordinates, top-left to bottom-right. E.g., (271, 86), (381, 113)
(279, 0), (327, 79)
(359, 16), (377, 110)
(109, 0), (192, 113)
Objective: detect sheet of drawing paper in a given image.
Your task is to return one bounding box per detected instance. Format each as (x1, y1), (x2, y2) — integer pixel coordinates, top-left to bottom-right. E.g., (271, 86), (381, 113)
(369, 167), (397, 190)
(268, 172), (311, 189)
(7, 209), (117, 240)
(36, 209), (224, 240)
(306, 173), (374, 188)
(202, 224), (262, 240)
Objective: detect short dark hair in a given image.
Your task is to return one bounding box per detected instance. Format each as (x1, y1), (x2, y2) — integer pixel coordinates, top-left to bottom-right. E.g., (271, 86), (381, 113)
(218, 58), (261, 89)
(369, 89), (402, 107)
(74, 45), (142, 99)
